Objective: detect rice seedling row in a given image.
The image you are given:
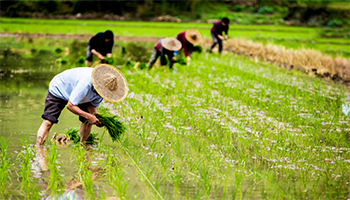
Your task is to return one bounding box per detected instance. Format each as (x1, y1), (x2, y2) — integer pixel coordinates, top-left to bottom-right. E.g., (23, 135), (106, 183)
(102, 52), (348, 196)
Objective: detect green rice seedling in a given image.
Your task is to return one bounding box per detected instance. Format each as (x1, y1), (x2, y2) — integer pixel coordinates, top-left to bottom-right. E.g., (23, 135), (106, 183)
(175, 57), (187, 65)
(121, 46), (127, 55)
(123, 60), (136, 69)
(54, 47), (63, 54)
(95, 114), (126, 142)
(18, 136), (39, 199)
(55, 58), (68, 65)
(46, 143), (63, 197)
(75, 56), (85, 66)
(62, 128), (99, 144)
(139, 62), (147, 70)
(193, 45), (203, 53)
(101, 57), (115, 65)
(0, 136), (11, 198)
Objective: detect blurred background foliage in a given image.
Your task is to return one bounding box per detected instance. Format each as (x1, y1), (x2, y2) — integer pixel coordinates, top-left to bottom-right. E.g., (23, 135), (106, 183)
(0, 0), (349, 27)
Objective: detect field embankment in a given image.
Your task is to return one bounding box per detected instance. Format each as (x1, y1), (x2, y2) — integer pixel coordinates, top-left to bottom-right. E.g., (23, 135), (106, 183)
(2, 31), (349, 85)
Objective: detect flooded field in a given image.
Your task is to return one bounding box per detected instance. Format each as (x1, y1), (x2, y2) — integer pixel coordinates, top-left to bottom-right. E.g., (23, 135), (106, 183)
(0, 37), (350, 199)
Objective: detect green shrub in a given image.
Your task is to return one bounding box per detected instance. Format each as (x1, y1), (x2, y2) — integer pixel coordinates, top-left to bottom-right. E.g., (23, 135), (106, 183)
(327, 19), (343, 27)
(232, 5), (245, 12)
(258, 6), (274, 14)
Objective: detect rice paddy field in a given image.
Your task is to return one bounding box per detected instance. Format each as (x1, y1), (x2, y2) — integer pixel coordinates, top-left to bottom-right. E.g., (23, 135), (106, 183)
(1, 18), (349, 58)
(0, 18), (350, 199)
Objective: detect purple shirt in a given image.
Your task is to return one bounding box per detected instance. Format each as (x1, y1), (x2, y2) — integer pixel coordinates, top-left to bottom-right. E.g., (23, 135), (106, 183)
(211, 20), (229, 36)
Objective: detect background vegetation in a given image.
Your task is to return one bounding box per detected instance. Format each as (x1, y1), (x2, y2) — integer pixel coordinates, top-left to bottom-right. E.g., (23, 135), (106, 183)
(1, 0), (349, 27)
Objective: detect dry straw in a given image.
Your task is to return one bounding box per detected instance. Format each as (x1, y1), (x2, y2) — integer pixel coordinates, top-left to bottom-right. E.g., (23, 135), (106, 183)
(204, 38), (350, 82)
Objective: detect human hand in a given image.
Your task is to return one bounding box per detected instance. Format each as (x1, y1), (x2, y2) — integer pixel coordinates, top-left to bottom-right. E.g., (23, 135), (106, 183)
(186, 56), (191, 65)
(163, 66), (167, 72)
(218, 35), (225, 40)
(87, 114), (103, 127)
(98, 54), (104, 60)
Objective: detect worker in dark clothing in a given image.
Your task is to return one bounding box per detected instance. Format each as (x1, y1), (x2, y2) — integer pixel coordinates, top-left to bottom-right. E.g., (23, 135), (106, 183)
(208, 17), (230, 54)
(85, 30), (114, 67)
(174, 29), (202, 66)
(147, 38), (182, 72)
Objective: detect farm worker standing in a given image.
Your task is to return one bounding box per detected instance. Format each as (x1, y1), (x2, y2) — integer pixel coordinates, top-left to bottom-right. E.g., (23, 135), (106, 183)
(208, 17), (230, 54)
(147, 37), (182, 71)
(174, 29), (202, 66)
(85, 30), (114, 67)
(36, 64), (128, 146)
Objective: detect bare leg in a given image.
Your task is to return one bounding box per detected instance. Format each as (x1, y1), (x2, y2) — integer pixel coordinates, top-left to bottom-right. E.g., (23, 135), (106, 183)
(85, 60), (92, 67)
(37, 119), (53, 145)
(80, 122), (92, 143)
(36, 144), (49, 171)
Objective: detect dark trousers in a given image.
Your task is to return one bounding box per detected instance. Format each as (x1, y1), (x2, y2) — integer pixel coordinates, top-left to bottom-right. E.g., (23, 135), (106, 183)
(147, 48), (175, 69)
(209, 32), (223, 53)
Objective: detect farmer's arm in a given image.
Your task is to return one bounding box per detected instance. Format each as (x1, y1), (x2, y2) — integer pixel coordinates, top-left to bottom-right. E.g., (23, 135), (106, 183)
(91, 49), (105, 60)
(106, 41), (113, 58)
(66, 101), (102, 126)
(224, 24), (229, 40)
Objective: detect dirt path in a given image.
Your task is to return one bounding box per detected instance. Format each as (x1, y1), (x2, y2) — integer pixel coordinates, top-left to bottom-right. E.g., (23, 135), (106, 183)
(0, 33), (163, 42)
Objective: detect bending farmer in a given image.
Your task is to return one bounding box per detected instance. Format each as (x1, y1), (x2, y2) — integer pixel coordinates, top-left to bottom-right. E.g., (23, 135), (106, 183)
(36, 64), (128, 145)
(147, 38), (182, 71)
(85, 30), (114, 67)
(208, 17), (230, 54)
(174, 29), (202, 65)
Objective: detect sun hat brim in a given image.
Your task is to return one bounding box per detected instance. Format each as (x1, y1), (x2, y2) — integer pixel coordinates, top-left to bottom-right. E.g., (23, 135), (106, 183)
(185, 29), (202, 45)
(91, 64), (128, 103)
(161, 37), (182, 51)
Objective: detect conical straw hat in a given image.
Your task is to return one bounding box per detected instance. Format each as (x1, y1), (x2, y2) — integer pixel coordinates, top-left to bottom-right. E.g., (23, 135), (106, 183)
(185, 29), (202, 45)
(161, 38), (182, 51)
(91, 64), (128, 102)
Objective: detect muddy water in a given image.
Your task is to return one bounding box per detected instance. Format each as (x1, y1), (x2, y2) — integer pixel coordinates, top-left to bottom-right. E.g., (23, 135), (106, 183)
(0, 45), (115, 199)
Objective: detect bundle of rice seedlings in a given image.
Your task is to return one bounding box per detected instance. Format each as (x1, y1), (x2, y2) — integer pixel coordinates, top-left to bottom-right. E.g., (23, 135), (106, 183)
(101, 57), (115, 65)
(95, 114), (126, 142)
(175, 58), (187, 65)
(62, 128), (99, 145)
(123, 60), (136, 69)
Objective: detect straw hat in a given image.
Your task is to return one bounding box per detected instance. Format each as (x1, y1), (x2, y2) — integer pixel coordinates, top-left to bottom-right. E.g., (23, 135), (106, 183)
(161, 38), (182, 51)
(185, 29), (202, 45)
(91, 64), (128, 102)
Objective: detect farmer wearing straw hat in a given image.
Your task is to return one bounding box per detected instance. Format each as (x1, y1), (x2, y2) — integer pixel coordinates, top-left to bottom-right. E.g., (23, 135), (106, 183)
(174, 29), (202, 65)
(85, 30), (114, 67)
(208, 17), (230, 54)
(147, 37), (182, 71)
(36, 64), (128, 146)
